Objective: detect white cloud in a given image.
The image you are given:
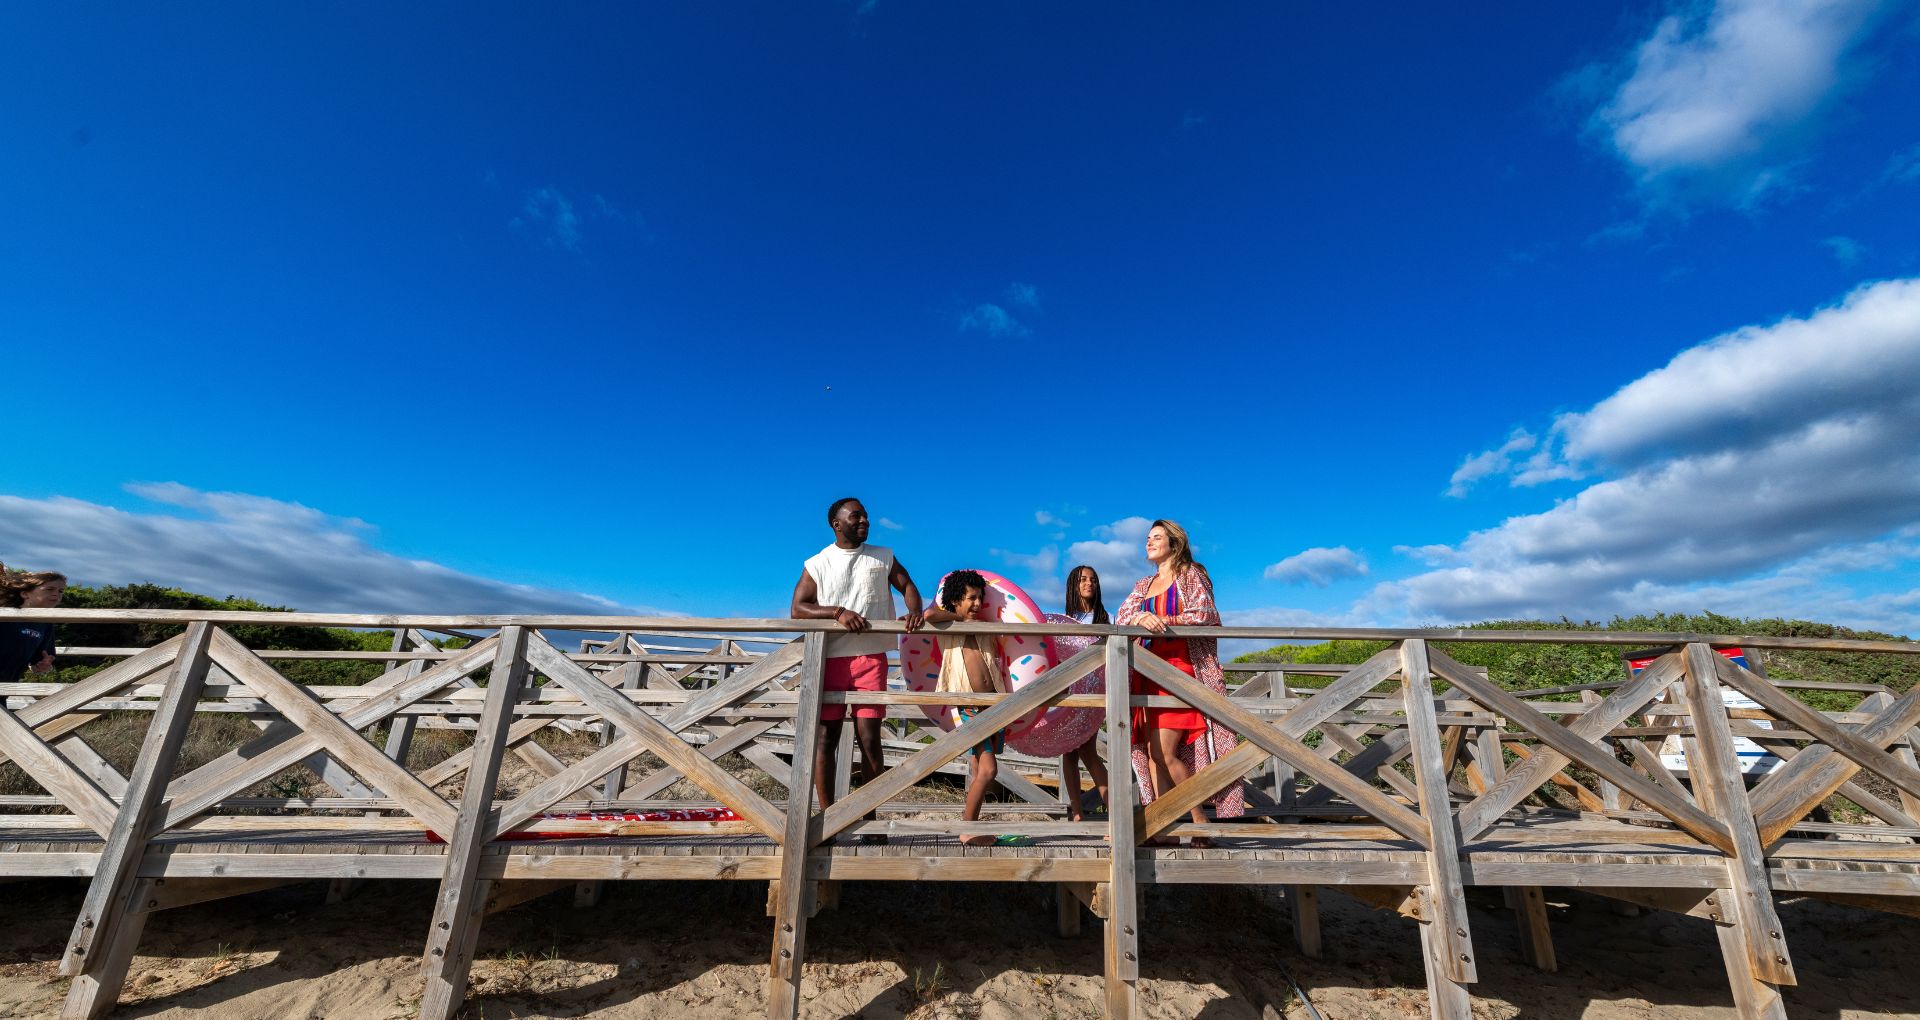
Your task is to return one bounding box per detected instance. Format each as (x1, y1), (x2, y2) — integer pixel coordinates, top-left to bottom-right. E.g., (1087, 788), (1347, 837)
(1004, 282), (1040, 310)
(959, 303), (1030, 337)
(1447, 428), (1540, 497)
(991, 545), (1059, 575)
(1884, 143), (1920, 184)
(1394, 544), (1464, 566)
(1556, 278), (1920, 470)
(1092, 517), (1153, 542)
(1823, 235), (1865, 265)
(986, 544), (1065, 610)
(1263, 546), (1370, 587)
(1591, 0), (1883, 198)
(1034, 510), (1067, 527)
(0, 485), (660, 616)
(1067, 517), (1153, 594)
(876, 516), (905, 531)
(518, 187), (582, 251)
(1379, 279), (1920, 632)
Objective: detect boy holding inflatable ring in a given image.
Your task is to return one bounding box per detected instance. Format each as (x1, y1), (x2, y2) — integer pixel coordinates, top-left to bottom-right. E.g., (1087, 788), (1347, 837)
(791, 498), (925, 841)
(923, 570), (1008, 847)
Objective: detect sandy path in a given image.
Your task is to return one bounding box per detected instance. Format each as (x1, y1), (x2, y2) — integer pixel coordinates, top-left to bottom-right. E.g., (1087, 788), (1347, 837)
(1, 877), (1916, 1019)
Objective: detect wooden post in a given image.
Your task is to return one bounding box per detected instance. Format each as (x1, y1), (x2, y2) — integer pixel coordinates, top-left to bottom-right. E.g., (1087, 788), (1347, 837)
(417, 626), (531, 1020)
(1290, 884), (1322, 958)
(1055, 883), (1083, 937)
(60, 621), (215, 1020)
(1281, 669), (1316, 957)
(1271, 672), (1296, 807)
(1401, 640), (1476, 1020)
(1870, 691), (1920, 822)
(1581, 690), (1623, 813)
(380, 629), (425, 765)
(1679, 643), (1793, 1020)
(767, 632), (827, 1020)
(1510, 885), (1556, 971)
(1103, 635), (1139, 1020)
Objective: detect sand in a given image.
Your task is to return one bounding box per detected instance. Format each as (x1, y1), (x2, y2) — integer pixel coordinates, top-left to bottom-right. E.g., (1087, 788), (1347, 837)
(2, 873), (1917, 1019)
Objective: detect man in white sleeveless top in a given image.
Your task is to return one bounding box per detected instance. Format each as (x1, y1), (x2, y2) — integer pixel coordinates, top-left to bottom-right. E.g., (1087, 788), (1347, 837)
(790, 498), (925, 831)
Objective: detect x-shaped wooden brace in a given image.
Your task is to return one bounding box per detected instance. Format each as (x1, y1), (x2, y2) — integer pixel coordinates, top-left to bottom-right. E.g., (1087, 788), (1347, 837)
(158, 635), (502, 831)
(0, 636), (186, 836)
(204, 629), (460, 835)
(1427, 648), (1735, 854)
(617, 657), (797, 799)
(501, 634), (804, 841)
(815, 640), (1108, 844)
(1129, 645), (1432, 845)
(1728, 656), (1920, 846)
(1450, 651), (1685, 839)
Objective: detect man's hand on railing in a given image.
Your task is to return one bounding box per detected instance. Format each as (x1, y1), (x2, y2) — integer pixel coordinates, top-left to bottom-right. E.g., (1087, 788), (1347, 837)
(900, 609), (925, 632)
(832, 608), (871, 632)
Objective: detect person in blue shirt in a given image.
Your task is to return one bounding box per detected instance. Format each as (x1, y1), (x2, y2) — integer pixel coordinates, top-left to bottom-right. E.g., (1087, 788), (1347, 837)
(1, 565), (66, 683)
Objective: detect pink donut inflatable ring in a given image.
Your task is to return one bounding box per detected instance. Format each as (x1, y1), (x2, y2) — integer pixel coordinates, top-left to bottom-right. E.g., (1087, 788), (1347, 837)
(1007, 613), (1108, 757)
(898, 570), (1055, 740)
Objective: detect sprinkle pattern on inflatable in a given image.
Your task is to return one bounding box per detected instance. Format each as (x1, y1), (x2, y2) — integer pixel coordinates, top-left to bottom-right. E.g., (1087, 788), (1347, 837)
(898, 569), (1055, 739)
(1005, 613), (1108, 756)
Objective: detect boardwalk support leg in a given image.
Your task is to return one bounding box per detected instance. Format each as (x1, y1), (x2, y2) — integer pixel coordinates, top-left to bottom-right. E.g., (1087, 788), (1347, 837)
(60, 622), (214, 1020)
(1680, 643), (1794, 1020)
(1102, 636), (1139, 1020)
(1289, 885), (1322, 958)
(768, 633), (826, 1020)
(1508, 886), (1556, 971)
(1055, 883), (1083, 937)
(418, 626), (531, 1020)
(1402, 640), (1476, 1020)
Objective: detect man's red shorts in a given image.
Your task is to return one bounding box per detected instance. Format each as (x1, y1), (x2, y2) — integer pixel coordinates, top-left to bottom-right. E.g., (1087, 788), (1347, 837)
(821, 653), (887, 722)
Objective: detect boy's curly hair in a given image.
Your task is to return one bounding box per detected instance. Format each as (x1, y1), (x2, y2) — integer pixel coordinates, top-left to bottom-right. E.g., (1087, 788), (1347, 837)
(939, 570), (988, 612)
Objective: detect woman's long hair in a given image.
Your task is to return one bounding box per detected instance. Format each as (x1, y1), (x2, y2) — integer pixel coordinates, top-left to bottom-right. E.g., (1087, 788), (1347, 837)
(0, 565), (66, 608)
(1151, 519), (1208, 580)
(1064, 565), (1109, 623)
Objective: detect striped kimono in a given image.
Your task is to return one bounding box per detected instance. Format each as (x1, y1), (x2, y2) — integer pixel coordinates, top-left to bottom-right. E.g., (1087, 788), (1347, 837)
(1115, 565), (1246, 818)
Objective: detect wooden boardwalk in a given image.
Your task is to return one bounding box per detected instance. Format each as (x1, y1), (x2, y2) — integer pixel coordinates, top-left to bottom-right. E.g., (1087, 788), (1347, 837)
(1, 609), (1917, 1019)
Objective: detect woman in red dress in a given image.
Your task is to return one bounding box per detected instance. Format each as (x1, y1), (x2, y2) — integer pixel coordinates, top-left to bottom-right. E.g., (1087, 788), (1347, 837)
(1115, 520), (1244, 846)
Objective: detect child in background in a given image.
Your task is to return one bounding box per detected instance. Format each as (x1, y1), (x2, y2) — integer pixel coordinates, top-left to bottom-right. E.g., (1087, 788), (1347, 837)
(925, 570), (1007, 846)
(1, 564), (66, 684)
(1060, 565), (1111, 821)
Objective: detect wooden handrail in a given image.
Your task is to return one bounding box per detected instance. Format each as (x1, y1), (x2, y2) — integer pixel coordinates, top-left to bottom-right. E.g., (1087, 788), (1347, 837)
(3, 607), (1914, 653)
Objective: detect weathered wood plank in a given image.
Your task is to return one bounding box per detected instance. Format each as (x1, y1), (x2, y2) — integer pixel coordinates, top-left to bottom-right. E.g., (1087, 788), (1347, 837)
(161, 637), (501, 829)
(1402, 641), (1477, 988)
(1454, 652), (1682, 840)
(208, 630), (459, 836)
(818, 642), (1103, 840)
(1132, 648), (1432, 846)
(0, 700), (120, 838)
(1289, 884), (1321, 957)
(1748, 685), (1920, 844)
(1716, 656), (1920, 804)
(417, 627), (530, 1020)
(767, 633), (827, 1020)
(1103, 637), (1139, 1020)
(1429, 648), (1734, 854)
(1509, 885), (1556, 972)
(519, 636), (787, 840)
(1678, 644), (1795, 992)
(59, 622), (213, 1020)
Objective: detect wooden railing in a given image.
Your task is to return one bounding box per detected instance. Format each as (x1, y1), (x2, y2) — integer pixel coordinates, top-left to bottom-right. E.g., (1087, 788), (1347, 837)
(1, 607), (1916, 1020)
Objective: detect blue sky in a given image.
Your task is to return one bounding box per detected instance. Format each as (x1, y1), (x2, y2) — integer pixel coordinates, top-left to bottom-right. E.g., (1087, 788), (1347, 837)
(4, 2), (1919, 636)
